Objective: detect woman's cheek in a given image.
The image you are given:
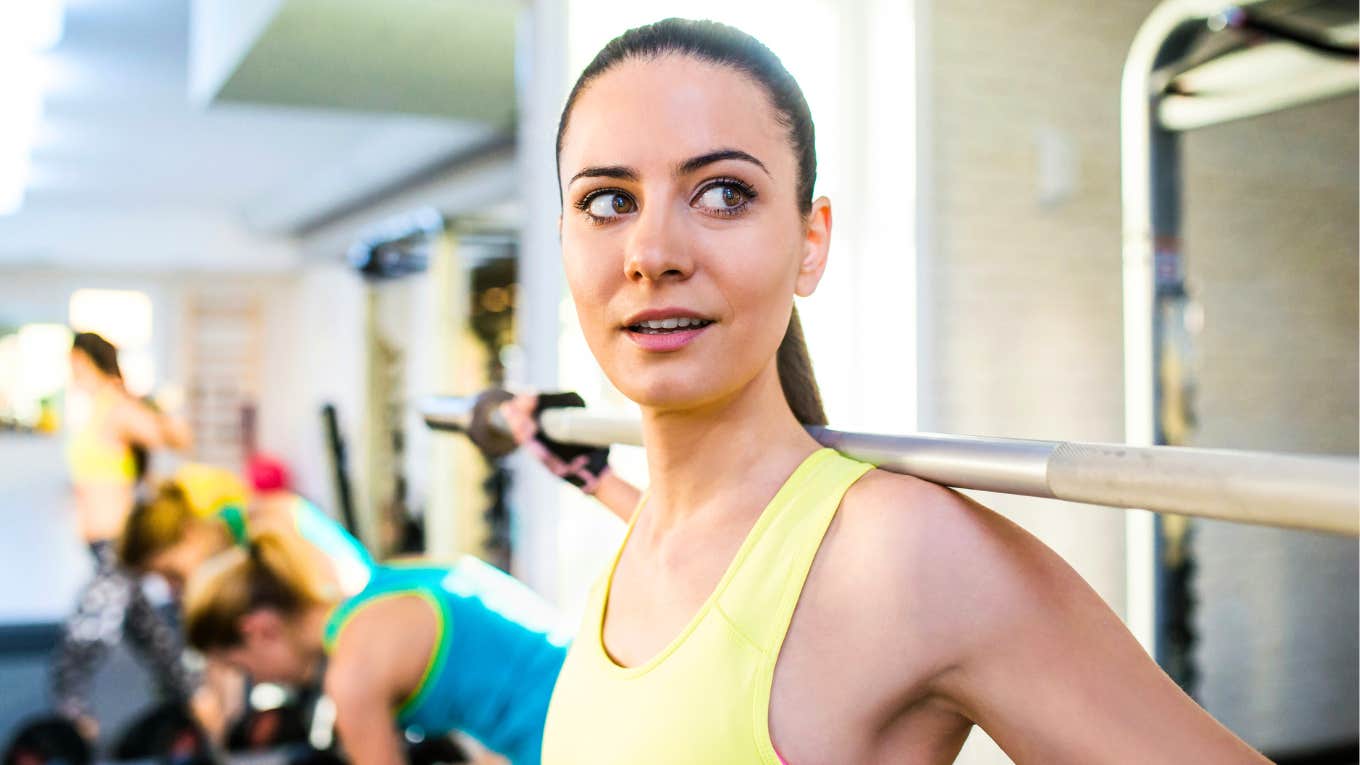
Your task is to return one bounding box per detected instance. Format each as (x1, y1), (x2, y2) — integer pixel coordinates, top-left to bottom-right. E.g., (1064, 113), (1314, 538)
(562, 251), (595, 315)
(563, 269), (617, 362)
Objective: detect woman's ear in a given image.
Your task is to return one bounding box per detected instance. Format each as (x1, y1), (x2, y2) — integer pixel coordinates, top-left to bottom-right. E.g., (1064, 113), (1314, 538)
(795, 196), (832, 298)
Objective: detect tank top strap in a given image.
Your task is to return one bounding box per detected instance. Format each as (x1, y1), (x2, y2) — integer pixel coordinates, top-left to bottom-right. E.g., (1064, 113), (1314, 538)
(716, 448), (872, 653)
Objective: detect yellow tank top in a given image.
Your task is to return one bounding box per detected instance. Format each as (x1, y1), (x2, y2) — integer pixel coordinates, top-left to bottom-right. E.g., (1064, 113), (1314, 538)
(65, 391), (137, 484)
(541, 448), (872, 765)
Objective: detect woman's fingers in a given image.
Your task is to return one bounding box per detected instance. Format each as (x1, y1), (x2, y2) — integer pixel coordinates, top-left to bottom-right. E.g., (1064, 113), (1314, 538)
(524, 438), (571, 476)
(500, 395), (541, 445)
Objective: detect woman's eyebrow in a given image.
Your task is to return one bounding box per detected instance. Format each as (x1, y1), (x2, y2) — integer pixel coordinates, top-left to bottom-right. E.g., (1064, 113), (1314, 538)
(678, 149), (769, 178)
(568, 165), (638, 186)
(566, 149), (769, 187)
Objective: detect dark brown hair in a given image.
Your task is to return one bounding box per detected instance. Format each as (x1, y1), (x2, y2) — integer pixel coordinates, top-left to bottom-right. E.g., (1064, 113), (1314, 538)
(557, 18), (828, 425)
(72, 331), (122, 379)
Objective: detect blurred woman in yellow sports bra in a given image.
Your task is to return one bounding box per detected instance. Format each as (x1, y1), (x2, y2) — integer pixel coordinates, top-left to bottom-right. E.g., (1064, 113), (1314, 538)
(55, 331), (195, 740)
(65, 331), (191, 539)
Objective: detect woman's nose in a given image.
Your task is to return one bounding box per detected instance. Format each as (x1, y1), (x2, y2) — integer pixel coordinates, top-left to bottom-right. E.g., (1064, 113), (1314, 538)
(623, 205), (694, 284)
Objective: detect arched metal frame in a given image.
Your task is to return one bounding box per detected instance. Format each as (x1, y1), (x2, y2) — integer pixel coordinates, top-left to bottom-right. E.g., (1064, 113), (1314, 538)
(1120, 0), (1359, 673)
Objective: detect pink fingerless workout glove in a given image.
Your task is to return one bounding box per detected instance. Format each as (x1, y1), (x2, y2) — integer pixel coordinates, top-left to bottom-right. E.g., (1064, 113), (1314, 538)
(531, 392), (611, 494)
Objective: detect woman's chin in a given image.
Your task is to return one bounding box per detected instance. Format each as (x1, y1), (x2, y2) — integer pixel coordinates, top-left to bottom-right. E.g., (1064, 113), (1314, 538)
(615, 374), (735, 416)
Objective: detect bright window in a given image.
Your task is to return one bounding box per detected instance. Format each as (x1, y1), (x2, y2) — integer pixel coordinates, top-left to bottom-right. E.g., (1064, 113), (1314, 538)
(68, 288), (155, 395)
(0, 322), (71, 427)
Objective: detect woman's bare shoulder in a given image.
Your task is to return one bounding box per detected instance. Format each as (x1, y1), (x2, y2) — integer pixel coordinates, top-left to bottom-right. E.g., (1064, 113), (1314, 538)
(840, 467), (1059, 557)
(827, 469), (1081, 656)
(327, 593), (439, 702)
(835, 468), (1022, 561)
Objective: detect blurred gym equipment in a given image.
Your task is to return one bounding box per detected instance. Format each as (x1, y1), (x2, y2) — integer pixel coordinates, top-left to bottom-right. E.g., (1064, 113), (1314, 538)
(1121, 0), (1359, 746)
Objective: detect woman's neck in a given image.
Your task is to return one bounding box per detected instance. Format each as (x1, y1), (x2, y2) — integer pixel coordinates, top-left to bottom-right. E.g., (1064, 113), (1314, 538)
(639, 362), (821, 534)
(94, 378), (123, 398)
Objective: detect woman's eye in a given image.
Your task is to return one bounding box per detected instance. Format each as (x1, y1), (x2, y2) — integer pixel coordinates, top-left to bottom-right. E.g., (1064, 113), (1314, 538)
(694, 184), (748, 212)
(587, 192), (635, 218)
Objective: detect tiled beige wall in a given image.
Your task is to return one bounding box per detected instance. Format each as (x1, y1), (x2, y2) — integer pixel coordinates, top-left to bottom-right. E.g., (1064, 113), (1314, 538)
(1182, 95), (1358, 753)
(921, 3), (1157, 760)
(920, 0), (1355, 760)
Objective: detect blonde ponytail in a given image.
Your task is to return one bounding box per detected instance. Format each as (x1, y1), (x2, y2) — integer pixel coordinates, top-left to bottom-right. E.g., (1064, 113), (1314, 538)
(184, 532), (331, 651)
(120, 482), (196, 570)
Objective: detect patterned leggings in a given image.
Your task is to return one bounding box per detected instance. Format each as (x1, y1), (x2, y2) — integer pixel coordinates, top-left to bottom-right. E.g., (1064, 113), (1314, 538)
(51, 541), (199, 721)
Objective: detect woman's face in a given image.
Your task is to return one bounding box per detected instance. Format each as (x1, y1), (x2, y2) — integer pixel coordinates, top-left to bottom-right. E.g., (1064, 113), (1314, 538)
(558, 55), (830, 414)
(69, 349), (101, 392)
(215, 610), (311, 685)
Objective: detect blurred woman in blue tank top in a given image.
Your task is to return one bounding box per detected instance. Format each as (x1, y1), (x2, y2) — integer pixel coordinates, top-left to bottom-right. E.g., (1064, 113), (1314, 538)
(183, 533), (567, 765)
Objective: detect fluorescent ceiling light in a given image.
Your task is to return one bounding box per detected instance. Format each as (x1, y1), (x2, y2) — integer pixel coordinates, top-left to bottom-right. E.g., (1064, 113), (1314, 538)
(0, 1), (63, 214)
(0, 54), (42, 216)
(0, 1), (67, 52)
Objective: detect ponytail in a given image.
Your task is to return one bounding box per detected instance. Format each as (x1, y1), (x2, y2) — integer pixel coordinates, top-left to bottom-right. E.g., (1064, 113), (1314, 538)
(776, 306), (826, 426)
(184, 532), (330, 651)
(120, 483), (195, 570)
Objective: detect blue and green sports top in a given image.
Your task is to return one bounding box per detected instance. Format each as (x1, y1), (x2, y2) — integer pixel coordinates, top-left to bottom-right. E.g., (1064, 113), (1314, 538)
(322, 558), (568, 765)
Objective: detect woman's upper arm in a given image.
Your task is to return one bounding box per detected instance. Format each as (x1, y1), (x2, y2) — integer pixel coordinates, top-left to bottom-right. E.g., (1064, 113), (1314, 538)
(326, 598), (440, 764)
(906, 491), (1268, 764)
(325, 673), (406, 765)
(112, 395), (165, 446)
(112, 395), (191, 450)
(328, 596), (439, 705)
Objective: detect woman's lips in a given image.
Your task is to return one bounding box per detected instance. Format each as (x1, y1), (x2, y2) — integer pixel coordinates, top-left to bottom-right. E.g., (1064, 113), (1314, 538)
(623, 322), (712, 352)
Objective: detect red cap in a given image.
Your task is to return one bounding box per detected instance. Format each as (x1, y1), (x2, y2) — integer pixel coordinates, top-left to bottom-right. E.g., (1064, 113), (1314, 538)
(247, 453), (291, 492)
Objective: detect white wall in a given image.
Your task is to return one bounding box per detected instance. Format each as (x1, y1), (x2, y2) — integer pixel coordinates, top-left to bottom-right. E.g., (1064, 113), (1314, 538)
(255, 262), (368, 528)
(511, 0), (572, 599)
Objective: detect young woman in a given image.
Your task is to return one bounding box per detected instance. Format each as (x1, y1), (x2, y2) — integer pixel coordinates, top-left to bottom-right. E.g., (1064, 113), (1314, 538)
(184, 534), (568, 765)
(55, 331), (195, 739)
(120, 462), (373, 598)
(537, 19), (1269, 764)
